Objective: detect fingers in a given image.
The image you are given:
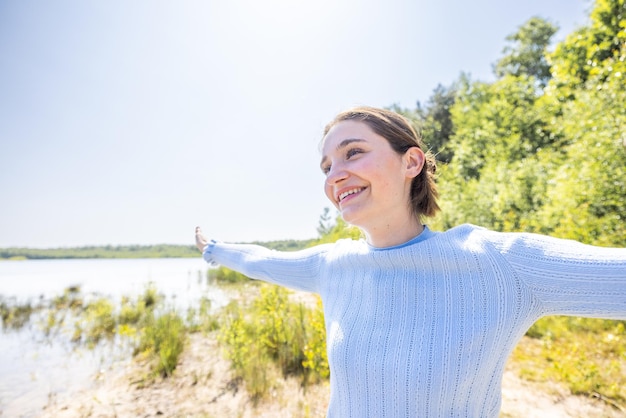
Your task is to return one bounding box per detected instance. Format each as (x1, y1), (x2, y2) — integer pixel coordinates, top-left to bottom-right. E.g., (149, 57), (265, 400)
(195, 226), (207, 252)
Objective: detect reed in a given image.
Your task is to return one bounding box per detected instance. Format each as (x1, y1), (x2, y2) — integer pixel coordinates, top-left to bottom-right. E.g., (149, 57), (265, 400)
(0, 298), (36, 330)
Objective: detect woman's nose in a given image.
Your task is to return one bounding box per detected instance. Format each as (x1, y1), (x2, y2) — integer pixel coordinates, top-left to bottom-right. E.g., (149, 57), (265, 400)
(325, 164), (348, 185)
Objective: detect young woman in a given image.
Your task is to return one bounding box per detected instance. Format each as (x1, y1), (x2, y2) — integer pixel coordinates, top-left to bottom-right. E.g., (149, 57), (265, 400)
(195, 106), (626, 417)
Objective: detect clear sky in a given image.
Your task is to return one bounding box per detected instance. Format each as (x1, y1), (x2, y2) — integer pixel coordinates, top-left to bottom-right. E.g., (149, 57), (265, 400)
(0, 0), (591, 248)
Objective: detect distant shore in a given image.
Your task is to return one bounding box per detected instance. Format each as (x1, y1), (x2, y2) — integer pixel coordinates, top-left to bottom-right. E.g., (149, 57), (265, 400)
(0, 238), (315, 261)
(0, 244), (199, 260)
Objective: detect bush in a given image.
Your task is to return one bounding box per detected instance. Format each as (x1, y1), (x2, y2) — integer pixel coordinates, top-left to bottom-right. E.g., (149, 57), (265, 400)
(302, 297), (330, 382)
(218, 284), (329, 400)
(136, 310), (187, 377)
(515, 316), (626, 405)
(80, 298), (116, 347)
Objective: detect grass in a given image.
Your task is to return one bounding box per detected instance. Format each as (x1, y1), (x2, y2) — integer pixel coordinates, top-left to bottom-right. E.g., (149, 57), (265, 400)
(186, 296), (220, 333)
(510, 316), (626, 409)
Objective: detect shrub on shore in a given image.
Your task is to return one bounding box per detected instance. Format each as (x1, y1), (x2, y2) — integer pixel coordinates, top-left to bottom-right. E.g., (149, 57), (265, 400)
(512, 316), (626, 406)
(135, 310), (187, 377)
(218, 284), (329, 401)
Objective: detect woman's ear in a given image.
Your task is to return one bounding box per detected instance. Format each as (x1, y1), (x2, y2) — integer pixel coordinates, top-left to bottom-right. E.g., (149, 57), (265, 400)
(404, 147), (425, 179)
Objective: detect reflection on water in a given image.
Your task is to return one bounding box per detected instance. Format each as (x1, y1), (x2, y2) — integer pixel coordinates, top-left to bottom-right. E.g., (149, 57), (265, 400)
(0, 258), (226, 418)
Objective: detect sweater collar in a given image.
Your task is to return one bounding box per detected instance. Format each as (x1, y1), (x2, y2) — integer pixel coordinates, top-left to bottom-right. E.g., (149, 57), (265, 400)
(366, 225), (433, 251)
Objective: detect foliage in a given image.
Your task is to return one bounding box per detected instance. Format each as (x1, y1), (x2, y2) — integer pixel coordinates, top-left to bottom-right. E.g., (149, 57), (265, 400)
(549, 0), (625, 94)
(512, 317), (626, 406)
(313, 209), (362, 244)
(435, 73), (558, 231)
(316, 207), (334, 237)
(52, 285), (83, 310)
(532, 74), (626, 245)
(79, 298), (116, 347)
(218, 285), (329, 401)
(392, 82), (458, 164)
(118, 286), (161, 326)
(494, 17), (558, 86)
(27, 284), (195, 378)
(0, 298), (36, 330)
(433, 0), (625, 246)
(301, 297), (330, 381)
(135, 310), (187, 377)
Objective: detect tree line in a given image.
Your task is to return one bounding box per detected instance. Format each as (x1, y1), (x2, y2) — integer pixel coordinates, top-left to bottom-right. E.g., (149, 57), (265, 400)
(394, 0), (625, 247)
(0, 238), (317, 260)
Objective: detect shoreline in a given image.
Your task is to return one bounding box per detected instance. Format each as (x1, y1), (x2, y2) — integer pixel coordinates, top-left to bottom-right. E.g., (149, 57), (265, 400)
(39, 333), (624, 418)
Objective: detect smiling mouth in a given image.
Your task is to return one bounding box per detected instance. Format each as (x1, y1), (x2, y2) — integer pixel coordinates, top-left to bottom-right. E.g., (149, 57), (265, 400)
(338, 187), (366, 202)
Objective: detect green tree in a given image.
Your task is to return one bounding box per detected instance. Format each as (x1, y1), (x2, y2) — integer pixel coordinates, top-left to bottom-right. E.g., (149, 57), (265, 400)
(494, 16), (559, 86)
(436, 0), (626, 246)
(417, 83), (457, 163)
(316, 207), (334, 237)
(548, 0), (625, 95)
(392, 83), (457, 164)
(533, 50), (626, 245)
(446, 73), (556, 181)
(433, 17), (567, 231)
(313, 210), (361, 244)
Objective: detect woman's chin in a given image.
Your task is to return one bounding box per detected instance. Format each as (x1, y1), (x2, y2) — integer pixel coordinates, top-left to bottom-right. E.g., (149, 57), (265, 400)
(339, 209), (364, 228)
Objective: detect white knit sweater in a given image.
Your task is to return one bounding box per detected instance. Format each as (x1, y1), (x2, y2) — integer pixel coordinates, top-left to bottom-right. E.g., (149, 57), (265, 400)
(203, 224), (626, 417)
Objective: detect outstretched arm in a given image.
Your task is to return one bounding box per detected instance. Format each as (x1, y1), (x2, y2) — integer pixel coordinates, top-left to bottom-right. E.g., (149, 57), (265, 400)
(487, 229), (626, 319)
(194, 226), (332, 294)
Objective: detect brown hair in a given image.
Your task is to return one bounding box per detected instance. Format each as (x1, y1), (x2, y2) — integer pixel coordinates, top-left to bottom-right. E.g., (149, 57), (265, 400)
(323, 106), (440, 219)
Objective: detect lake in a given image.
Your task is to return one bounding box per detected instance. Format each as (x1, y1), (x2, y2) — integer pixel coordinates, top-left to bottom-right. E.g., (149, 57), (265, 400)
(0, 257), (228, 418)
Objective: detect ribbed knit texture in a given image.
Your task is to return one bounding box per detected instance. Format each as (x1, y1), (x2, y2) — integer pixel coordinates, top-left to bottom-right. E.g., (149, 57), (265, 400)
(203, 224), (626, 417)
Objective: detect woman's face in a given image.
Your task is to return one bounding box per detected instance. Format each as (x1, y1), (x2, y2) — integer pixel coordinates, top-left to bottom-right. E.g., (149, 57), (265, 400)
(320, 120), (421, 231)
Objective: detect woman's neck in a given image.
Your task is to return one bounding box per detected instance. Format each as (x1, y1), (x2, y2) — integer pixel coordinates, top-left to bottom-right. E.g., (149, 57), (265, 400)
(363, 217), (424, 248)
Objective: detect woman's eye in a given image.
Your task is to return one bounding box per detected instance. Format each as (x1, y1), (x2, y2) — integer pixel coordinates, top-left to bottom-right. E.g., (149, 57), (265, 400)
(322, 165), (331, 175)
(346, 148), (363, 159)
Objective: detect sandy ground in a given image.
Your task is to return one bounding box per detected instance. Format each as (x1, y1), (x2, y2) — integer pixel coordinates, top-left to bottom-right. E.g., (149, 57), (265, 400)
(39, 332), (624, 418)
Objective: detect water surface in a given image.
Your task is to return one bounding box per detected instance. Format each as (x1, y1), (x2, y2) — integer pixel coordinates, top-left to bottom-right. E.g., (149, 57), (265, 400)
(0, 257), (225, 417)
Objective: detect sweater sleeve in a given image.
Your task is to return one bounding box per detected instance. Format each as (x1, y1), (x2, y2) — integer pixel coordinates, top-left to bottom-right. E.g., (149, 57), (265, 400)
(486, 230), (626, 319)
(202, 240), (332, 293)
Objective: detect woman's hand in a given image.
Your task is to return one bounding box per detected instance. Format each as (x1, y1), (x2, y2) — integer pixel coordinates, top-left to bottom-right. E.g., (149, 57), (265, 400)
(195, 226), (208, 253)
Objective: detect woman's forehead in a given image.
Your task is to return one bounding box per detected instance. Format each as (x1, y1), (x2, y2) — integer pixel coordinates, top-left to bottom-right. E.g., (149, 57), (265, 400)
(322, 121), (374, 148)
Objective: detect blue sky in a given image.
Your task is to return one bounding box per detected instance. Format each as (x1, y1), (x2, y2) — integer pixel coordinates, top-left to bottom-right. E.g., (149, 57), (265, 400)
(0, 0), (591, 248)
